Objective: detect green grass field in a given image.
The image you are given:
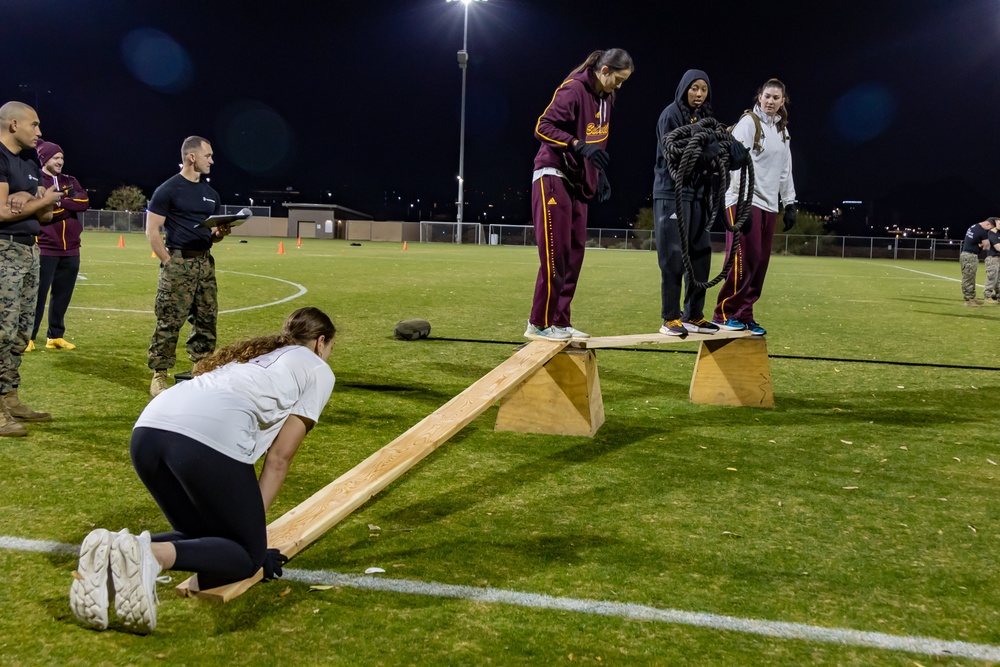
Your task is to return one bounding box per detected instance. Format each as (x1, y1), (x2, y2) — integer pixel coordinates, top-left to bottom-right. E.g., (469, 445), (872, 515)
(2, 232), (999, 666)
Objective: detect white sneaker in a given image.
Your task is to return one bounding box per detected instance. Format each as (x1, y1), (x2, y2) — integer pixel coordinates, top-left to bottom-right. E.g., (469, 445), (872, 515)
(69, 528), (113, 630)
(523, 321), (571, 341)
(553, 326), (590, 340)
(110, 530), (162, 634)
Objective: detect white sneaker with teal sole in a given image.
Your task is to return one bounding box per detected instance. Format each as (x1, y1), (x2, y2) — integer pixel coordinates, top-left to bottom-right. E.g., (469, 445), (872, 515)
(524, 322), (571, 341)
(553, 326), (590, 340)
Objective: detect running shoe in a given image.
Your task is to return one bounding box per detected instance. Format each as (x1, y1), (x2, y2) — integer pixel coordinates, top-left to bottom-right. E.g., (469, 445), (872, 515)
(553, 326), (591, 340)
(747, 321), (767, 336)
(110, 530), (162, 634)
(659, 319), (688, 337)
(69, 528), (113, 630)
(715, 318), (747, 331)
(682, 318), (720, 334)
(523, 322), (571, 341)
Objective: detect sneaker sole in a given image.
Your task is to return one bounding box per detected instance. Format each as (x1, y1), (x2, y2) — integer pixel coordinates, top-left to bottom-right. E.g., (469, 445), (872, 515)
(716, 323), (746, 331)
(683, 325), (719, 334)
(524, 334), (571, 341)
(658, 328), (688, 337)
(110, 534), (157, 634)
(69, 529), (112, 630)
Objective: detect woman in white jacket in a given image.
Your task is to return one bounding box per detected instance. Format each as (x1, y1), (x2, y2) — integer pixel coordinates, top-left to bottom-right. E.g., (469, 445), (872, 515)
(712, 78), (797, 336)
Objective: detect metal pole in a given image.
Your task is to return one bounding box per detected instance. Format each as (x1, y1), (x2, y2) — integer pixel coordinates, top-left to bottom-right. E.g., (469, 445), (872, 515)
(455, 3), (469, 244)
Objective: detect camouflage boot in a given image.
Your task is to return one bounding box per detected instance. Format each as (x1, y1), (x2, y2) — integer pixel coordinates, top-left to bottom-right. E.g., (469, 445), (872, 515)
(2, 390), (52, 423)
(150, 371), (171, 398)
(0, 400), (28, 437)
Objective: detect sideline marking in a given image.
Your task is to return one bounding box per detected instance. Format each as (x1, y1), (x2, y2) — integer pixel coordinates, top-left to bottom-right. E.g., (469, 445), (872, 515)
(877, 263), (964, 285)
(3, 535), (998, 661)
(68, 269), (307, 315)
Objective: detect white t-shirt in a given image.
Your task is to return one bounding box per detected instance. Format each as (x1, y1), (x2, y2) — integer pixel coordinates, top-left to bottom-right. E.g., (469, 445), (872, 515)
(135, 345), (336, 464)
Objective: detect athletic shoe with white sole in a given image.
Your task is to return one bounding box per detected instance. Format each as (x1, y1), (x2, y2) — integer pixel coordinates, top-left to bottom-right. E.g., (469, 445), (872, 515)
(659, 319), (688, 337)
(747, 320), (767, 336)
(69, 528), (113, 630)
(553, 326), (591, 340)
(682, 318), (720, 334)
(524, 322), (571, 341)
(110, 529), (162, 634)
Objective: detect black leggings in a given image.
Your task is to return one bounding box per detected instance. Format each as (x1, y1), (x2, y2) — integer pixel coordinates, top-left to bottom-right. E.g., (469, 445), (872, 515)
(130, 427), (267, 589)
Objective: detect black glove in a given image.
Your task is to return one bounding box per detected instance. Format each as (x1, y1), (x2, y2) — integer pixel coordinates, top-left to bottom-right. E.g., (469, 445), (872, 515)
(783, 205), (797, 232)
(597, 171), (611, 203)
(574, 142), (610, 171)
(728, 141), (750, 169)
(261, 548), (289, 580)
(702, 136), (720, 162)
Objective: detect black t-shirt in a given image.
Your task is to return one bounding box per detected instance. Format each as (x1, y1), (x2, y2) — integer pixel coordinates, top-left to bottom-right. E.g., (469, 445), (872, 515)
(962, 224), (991, 254)
(0, 143), (43, 235)
(988, 230), (1000, 257)
(147, 173), (222, 250)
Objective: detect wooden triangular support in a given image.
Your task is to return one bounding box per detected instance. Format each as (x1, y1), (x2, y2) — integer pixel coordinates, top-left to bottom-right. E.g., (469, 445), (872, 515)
(176, 339), (568, 602)
(689, 337), (773, 407)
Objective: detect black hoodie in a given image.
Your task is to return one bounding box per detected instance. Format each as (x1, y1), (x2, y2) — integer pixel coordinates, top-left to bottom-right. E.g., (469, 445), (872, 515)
(652, 68), (712, 200)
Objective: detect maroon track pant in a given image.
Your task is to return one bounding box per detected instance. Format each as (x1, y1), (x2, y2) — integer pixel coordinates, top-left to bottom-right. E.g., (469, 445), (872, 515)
(529, 175), (587, 329)
(713, 205), (777, 324)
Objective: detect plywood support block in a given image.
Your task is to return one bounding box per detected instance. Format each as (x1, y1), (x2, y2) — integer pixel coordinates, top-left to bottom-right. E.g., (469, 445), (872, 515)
(495, 348), (604, 436)
(689, 337), (773, 407)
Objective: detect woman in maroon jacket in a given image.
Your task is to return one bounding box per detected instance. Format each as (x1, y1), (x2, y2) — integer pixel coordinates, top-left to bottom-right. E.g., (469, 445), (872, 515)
(30, 140), (89, 351)
(524, 48), (633, 342)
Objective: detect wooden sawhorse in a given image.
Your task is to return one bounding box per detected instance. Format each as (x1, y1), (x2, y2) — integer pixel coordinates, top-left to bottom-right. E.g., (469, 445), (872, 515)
(494, 331), (773, 437)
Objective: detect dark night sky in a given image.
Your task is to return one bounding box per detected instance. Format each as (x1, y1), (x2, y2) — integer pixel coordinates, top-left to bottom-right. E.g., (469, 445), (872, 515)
(6, 0), (1000, 232)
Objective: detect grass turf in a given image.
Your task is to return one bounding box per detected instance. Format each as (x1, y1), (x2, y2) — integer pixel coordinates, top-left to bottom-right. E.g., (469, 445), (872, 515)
(1, 232), (998, 665)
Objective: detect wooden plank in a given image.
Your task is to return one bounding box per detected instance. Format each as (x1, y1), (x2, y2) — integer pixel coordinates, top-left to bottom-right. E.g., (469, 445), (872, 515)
(689, 338), (774, 407)
(495, 348), (604, 436)
(176, 339), (568, 602)
(575, 330), (752, 349)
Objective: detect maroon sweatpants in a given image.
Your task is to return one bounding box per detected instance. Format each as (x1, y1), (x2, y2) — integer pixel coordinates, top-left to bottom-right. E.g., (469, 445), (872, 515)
(529, 175), (588, 328)
(713, 205), (777, 324)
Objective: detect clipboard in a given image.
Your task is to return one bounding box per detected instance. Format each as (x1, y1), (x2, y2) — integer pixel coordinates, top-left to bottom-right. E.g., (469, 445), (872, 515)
(201, 207), (252, 228)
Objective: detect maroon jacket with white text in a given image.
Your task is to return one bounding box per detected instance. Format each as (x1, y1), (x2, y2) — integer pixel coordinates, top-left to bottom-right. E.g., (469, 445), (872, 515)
(532, 68), (613, 200)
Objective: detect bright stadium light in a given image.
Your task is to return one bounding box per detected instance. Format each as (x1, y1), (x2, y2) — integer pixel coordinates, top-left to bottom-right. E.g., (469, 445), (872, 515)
(446, 0), (486, 243)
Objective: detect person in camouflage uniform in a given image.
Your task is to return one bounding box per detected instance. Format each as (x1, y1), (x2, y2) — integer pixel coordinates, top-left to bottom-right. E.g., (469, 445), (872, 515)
(0, 101), (61, 437)
(959, 218), (995, 307)
(982, 218), (1000, 305)
(145, 136), (231, 397)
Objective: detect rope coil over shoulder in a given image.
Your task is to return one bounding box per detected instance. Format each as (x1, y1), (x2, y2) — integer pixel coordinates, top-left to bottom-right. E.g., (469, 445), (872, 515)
(661, 117), (755, 289)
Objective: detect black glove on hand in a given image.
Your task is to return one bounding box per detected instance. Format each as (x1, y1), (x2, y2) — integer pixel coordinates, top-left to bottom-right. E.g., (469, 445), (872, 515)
(597, 171), (611, 203)
(728, 141), (750, 169)
(575, 142), (610, 171)
(703, 136), (720, 162)
(262, 548), (289, 580)
(783, 205), (797, 232)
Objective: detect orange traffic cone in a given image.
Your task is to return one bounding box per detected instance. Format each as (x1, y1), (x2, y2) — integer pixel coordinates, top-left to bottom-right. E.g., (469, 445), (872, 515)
(402, 241), (408, 251)
(118, 235), (125, 248)
(278, 241), (285, 255)
(296, 237), (302, 248)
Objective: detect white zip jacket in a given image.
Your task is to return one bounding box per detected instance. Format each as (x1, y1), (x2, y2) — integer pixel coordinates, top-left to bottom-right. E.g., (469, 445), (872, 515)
(725, 105), (796, 213)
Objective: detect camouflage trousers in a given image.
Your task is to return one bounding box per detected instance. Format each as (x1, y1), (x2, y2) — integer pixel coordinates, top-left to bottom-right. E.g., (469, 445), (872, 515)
(0, 240), (39, 394)
(148, 253), (218, 371)
(985, 256), (1000, 300)
(960, 252), (980, 301)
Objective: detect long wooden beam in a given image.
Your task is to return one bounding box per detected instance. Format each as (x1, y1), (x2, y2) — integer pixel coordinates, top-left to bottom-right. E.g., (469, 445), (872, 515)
(176, 339), (567, 602)
(574, 330), (751, 349)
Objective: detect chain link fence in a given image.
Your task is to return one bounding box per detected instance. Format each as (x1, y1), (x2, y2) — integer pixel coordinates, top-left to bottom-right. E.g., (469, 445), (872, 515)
(487, 224), (961, 261)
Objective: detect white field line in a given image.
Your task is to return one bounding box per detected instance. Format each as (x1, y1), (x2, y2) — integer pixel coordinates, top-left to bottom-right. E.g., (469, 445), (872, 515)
(67, 270), (307, 314)
(3, 535), (998, 661)
(875, 263), (966, 285)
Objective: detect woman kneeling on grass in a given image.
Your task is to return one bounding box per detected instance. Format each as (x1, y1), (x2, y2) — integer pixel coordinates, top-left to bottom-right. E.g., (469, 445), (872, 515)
(70, 306), (336, 634)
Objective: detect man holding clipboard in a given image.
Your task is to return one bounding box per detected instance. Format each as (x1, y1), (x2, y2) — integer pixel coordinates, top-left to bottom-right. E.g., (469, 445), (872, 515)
(145, 136), (240, 398)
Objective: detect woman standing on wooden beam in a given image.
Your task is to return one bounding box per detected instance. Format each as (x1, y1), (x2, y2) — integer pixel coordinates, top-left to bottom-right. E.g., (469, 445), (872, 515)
(524, 48), (634, 342)
(69, 307), (336, 634)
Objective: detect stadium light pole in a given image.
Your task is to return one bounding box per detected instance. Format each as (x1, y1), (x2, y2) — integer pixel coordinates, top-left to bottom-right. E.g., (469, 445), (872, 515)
(447, 0), (486, 244)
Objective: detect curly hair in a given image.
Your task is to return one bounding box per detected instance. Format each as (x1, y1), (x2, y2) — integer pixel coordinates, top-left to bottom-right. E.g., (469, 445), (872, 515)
(192, 307), (335, 376)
